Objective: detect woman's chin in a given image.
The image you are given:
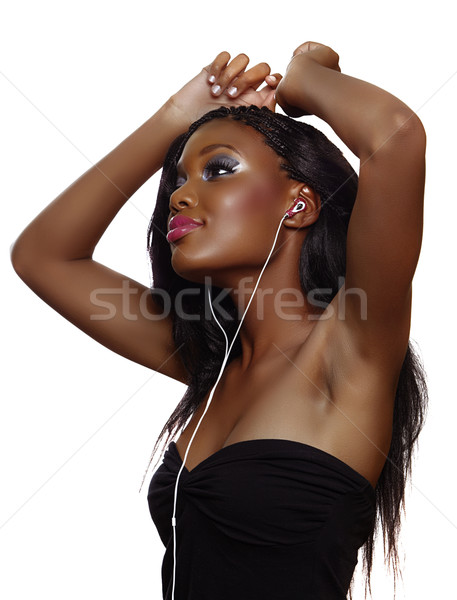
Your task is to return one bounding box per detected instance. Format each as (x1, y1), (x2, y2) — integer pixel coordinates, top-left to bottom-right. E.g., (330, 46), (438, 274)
(170, 258), (207, 285)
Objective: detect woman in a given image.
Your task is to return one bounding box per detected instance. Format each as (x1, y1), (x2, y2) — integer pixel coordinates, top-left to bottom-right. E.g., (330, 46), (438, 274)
(11, 42), (428, 599)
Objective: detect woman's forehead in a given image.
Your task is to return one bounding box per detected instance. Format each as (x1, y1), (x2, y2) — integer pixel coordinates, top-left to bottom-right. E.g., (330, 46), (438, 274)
(178, 118), (277, 164)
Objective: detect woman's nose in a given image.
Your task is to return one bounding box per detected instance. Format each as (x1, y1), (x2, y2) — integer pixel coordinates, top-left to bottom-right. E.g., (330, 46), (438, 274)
(169, 186), (199, 213)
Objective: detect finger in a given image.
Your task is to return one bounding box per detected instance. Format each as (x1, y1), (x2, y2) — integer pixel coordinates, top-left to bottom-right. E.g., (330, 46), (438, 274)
(256, 75), (282, 110)
(210, 53), (250, 96)
(205, 51), (231, 84)
(225, 62), (271, 98)
(262, 87), (277, 112)
(264, 73), (282, 89)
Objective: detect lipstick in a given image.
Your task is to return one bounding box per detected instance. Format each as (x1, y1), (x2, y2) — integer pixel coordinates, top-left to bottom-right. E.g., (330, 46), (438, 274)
(167, 215), (203, 243)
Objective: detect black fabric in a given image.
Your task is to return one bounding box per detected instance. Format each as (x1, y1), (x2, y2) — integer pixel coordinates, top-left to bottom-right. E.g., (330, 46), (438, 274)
(148, 438), (376, 600)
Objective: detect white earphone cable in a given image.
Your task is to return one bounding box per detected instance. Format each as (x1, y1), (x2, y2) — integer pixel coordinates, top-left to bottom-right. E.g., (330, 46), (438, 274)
(171, 213), (288, 599)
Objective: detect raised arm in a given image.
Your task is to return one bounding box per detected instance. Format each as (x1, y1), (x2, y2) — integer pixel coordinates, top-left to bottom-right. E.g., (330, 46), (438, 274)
(10, 52), (280, 384)
(276, 42), (426, 369)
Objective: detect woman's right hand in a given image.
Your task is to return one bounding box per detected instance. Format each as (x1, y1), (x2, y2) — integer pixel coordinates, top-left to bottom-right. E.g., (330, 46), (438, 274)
(168, 51), (282, 128)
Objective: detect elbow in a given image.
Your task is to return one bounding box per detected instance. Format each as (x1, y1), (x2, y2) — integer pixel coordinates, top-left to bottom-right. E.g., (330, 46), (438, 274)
(10, 238), (28, 279)
(368, 109), (426, 159)
(391, 110), (426, 147)
(10, 236), (37, 282)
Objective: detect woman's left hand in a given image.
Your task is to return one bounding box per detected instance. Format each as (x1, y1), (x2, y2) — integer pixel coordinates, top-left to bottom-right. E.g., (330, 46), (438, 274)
(275, 41), (341, 117)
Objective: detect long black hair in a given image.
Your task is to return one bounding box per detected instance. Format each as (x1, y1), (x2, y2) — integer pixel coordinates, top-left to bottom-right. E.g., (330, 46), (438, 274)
(144, 105), (428, 597)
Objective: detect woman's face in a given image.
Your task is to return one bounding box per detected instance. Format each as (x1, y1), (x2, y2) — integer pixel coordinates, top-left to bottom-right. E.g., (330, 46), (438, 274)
(167, 118), (295, 287)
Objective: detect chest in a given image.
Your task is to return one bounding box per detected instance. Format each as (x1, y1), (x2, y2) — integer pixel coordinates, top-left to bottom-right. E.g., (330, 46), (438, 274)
(174, 317), (397, 489)
(175, 343), (333, 473)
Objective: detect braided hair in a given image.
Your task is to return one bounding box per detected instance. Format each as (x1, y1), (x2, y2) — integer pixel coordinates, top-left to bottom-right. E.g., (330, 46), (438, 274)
(144, 105), (428, 598)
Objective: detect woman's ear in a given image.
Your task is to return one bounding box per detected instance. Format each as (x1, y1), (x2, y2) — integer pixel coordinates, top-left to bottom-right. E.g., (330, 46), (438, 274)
(283, 184), (321, 229)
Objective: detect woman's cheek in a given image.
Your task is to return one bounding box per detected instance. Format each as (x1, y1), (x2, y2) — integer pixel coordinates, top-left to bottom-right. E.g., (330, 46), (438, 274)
(223, 180), (281, 220)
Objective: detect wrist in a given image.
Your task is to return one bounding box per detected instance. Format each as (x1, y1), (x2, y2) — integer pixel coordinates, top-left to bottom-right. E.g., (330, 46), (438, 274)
(163, 95), (194, 132)
(278, 58), (337, 119)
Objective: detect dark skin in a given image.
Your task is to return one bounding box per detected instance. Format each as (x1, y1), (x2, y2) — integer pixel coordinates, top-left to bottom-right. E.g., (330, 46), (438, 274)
(167, 117), (322, 367)
(11, 42), (426, 488)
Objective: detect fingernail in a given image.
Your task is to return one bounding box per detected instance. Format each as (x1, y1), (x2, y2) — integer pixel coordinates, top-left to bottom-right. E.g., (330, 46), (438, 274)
(209, 75), (216, 83)
(267, 75), (277, 82)
(227, 86), (237, 97)
(212, 84), (221, 95)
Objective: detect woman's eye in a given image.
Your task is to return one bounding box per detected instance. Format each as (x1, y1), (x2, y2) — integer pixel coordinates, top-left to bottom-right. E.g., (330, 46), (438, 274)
(173, 156), (240, 190)
(202, 157), (240, 181)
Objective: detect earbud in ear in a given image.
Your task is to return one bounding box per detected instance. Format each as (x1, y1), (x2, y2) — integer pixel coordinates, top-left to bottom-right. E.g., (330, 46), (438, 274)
(284, 198), (307, 219)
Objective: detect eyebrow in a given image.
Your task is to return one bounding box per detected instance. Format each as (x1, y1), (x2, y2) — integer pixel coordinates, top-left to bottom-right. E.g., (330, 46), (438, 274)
(199, 143), (240, 156)
(176, 144), (241, 173)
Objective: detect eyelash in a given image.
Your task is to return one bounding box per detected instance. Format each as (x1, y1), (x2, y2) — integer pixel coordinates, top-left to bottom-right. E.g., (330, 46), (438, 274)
(174, 157), (239, 189)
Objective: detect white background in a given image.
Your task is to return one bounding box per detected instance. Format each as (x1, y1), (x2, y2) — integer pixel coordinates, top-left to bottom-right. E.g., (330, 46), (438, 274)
(1, 1), (456, 598)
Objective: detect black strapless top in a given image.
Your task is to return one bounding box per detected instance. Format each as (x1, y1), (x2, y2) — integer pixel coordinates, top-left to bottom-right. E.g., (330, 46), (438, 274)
(147, 438), (376, 600)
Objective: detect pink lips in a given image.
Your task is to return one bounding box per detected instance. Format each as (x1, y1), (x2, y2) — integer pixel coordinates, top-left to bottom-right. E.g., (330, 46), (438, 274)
(167, 215), (203, 243)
